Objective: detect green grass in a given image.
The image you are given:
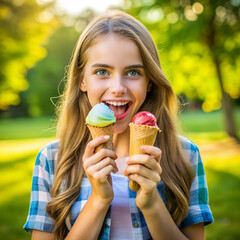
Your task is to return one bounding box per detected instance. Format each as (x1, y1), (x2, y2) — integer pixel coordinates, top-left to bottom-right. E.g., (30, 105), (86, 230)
(0, 116), (56, 240)
(0, 139), (53, 240)
(0, 153), (34, 239)
(0, 109), (240, 240)
(179, 110), (225, 132)
(179, 108), (240, 133)
(178, 108), (240, 142)
(0, 116), (56, 140)
(205, 166), (240, 240)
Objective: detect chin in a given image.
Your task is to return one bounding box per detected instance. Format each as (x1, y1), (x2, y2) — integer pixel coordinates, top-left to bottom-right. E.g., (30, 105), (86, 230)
(114, 123), (129, 134)
(114, 127), (125, 134)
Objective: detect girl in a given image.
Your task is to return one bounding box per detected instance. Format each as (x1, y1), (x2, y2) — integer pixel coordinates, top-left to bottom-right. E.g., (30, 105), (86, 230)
(24, 10), (213, 240)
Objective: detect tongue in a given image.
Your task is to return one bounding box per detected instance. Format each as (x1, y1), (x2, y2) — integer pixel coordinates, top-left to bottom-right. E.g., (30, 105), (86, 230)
(108, 105), (127, 116)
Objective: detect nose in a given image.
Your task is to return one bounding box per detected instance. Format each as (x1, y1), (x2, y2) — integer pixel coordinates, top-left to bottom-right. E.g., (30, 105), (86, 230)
(110, 75), (127, 95)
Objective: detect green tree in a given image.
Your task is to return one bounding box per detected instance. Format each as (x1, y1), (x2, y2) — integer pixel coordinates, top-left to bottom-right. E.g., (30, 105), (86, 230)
(22, 26), (79, 116)
(0, 0), (58, 110)
(21, 9), (95, 116)
(123, 0), (240, 140)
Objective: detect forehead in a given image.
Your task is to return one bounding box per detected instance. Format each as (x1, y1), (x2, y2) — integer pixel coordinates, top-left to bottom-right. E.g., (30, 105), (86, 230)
(85, 33), (143, 66)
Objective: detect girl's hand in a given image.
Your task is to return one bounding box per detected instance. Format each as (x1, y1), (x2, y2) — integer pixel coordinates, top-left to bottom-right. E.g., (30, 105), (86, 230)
(123, 145), (162, 210)
(82, 135), (118, 205)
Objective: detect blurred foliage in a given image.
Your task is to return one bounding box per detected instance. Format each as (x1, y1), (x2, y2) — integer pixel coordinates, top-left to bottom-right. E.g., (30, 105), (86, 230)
(0, 6), (95, 117)
(1, 0), (239, 123)
(0, 0), (59, 110)
(21, 26), (79, 116)
(123, 0), (240, 112)
(20, 9), (96, 117)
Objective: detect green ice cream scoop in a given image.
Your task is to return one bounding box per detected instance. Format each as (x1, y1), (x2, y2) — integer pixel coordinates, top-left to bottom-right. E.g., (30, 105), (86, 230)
(86, 103), (116, 127)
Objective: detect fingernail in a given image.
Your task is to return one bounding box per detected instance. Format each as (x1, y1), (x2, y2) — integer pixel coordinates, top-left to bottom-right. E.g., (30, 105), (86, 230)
(141, 146), (146, 150)
(104, 135), (110, 140)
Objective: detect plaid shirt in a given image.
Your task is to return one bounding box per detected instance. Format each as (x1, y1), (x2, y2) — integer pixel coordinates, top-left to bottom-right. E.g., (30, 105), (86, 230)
(23, 136), (213, 239)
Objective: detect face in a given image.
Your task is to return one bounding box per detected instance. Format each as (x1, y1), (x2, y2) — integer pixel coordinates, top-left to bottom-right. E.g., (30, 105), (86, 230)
(81, 33), (148, 133)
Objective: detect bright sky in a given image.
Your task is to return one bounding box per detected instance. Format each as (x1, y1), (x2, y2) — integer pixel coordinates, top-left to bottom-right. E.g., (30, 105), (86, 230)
(55, 0), (122, 15)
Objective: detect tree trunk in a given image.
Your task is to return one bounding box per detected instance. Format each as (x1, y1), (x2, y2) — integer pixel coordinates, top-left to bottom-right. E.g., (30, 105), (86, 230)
(214, 57), (239, 141)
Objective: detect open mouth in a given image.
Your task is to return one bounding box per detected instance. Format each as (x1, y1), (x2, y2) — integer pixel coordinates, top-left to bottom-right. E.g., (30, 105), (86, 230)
(102, 100), (132, 120)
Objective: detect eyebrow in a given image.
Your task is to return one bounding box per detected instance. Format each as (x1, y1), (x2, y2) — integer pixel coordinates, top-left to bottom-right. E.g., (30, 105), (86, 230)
(91, 63), (114, 69)
(91, 63), (144, 69)
(125, 64), (144, 70)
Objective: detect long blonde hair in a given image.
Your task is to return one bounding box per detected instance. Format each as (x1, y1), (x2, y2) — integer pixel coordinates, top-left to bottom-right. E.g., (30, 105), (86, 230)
(46, 10), (195, 239)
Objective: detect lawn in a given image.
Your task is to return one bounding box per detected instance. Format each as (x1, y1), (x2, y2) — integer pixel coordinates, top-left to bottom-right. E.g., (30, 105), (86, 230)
(0, 109), (240, 240)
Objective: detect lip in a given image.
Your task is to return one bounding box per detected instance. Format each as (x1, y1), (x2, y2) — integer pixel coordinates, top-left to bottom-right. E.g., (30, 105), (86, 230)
(102, 99), (131, 103)
(102, 100), (132, 120)
(115, 106), (131, 120)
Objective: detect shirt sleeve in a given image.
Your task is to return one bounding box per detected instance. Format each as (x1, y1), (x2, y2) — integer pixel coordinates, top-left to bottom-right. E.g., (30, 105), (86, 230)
(179, 138), (214, 229)
(23, 145), (55, 233)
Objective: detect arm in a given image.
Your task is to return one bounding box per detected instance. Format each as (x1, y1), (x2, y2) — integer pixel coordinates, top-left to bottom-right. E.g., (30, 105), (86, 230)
(124, 145), (205, 240)
(65, 194), (110, 240)
(31, 198), (111, 240)
(182, 223), (205, 240)
(30, 136), (117, 240)
(65, 135), (118, 240)
(141, 190), (205, 240)
(32, 230), (54, 240)
(32, 191), (112, 240)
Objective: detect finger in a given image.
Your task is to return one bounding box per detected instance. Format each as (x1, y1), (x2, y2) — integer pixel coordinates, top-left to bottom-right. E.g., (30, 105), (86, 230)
(93, 165), (116, 183)
(83, 148), (117, 168)
(83, 135), (110, 159)
(87, 157), (118, 176)
(140, 145), (162, 163)
(124, 164), (161, 184)
(128, 174), (158, 190)
(127, 154), (161, 173)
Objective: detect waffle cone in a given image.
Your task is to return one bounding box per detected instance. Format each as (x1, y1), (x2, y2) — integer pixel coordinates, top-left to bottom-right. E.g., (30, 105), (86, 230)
(129, 123), (160, 191)
(87, 124), (115, 153)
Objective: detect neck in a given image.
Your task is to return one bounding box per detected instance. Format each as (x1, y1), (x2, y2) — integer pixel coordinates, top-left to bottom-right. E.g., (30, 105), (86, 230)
(113, 127), (130, 158)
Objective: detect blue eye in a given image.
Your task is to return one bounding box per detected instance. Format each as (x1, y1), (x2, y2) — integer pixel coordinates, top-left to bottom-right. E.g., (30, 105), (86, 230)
(96, 69), (109, 76)
(127, 70), (140, 77)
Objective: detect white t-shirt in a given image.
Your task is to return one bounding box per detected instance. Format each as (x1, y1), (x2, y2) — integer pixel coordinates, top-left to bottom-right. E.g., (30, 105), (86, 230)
(109, 173), (133, 240)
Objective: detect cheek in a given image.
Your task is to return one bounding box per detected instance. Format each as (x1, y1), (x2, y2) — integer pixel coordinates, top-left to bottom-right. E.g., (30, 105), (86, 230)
(86, 81), (106, 106)
(131, 82), (148, 103)
(138, 91), (147, 106)
(88, 77), (107, 91)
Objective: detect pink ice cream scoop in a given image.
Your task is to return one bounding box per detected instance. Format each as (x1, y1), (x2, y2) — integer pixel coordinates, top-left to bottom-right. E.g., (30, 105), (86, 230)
(131, 111), (158, 127)
(129, 111), (160, 191)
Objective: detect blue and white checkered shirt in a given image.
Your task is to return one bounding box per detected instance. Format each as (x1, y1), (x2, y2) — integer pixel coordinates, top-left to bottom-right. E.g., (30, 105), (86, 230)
(23, 136), (213, 239)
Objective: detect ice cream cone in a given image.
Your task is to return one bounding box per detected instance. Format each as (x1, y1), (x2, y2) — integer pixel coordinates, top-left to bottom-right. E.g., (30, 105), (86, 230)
(129, 122), (160, 191)
(87, 123), (115, 153)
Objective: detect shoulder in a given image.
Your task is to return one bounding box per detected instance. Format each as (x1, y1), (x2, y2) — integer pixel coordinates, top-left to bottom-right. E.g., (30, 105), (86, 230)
(38, 139), (60, 155)
(35, 140), (60, 175)
(178, 136), (201, 166)
(178, 135), (199, 153)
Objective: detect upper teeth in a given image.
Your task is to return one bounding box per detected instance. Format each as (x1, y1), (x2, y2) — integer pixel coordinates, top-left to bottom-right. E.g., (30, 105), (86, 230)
(105, 101), (128, 106)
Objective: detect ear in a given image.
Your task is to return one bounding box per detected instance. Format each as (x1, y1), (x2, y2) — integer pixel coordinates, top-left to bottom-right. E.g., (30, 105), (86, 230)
(80, 80), (87, 92)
